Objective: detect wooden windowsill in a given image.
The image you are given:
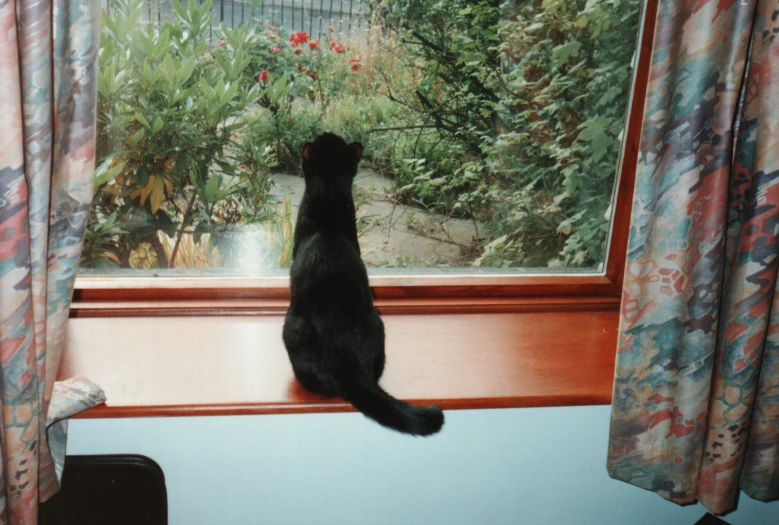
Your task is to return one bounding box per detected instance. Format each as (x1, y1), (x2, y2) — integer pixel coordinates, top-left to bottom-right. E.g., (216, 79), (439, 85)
(61, 310), (618, 418)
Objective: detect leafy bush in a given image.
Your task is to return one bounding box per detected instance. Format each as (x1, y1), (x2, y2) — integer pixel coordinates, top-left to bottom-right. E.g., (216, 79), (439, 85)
(215, 21), (366, 170)
(375, 0), (641, 268)
(84, 0), (275, 269)
(84, 0), (641, 271)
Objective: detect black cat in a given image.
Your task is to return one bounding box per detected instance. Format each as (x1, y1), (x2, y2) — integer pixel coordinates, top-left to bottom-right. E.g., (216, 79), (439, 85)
(282, 132), (444, 436)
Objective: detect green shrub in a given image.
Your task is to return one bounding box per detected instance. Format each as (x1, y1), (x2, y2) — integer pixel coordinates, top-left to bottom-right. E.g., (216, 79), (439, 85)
(375, 0), (641, 268)
(84, 0), (641, 271)
(83, 0), (275, 269)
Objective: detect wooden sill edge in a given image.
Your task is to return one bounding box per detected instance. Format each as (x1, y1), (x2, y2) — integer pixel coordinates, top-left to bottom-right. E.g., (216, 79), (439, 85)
(74, 394), (613, 419)
(69, 295), (621, 317)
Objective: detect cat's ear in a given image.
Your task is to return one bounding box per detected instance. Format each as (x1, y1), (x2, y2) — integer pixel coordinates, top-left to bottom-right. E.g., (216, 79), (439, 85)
(302, 142), (313, 162)
(349, 142), (363, 162)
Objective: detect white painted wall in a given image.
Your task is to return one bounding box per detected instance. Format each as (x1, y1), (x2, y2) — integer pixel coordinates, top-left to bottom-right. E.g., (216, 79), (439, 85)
(68, 406), (778, 525)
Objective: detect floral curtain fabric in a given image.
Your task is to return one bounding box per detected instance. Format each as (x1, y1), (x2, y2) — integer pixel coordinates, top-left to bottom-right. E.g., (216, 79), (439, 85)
(0, 0), (105, 523)
(608, 0), (779, 515)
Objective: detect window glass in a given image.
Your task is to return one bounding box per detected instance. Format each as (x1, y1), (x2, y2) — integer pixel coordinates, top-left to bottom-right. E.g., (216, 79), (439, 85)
(82, 0), (642, 275)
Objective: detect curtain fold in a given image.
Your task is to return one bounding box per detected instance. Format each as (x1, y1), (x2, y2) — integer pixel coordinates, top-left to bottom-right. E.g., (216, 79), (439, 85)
(0, 1), (105, 523)
(608, 0), (779, 515)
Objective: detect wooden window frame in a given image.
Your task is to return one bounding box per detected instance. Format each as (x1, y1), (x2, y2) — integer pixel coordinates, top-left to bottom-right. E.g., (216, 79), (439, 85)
(63, 0), (658, 417)
(72, 0), (656, 318)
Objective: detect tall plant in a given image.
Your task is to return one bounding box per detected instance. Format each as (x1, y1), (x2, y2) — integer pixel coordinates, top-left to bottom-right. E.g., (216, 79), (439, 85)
(84, 0), (273, 269)
(375, 0), (641, 268)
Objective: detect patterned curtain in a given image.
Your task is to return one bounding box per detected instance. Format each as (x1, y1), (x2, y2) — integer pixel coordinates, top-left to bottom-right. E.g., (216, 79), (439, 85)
(608, 0), (779, 516)
(0, 1), (106, 523)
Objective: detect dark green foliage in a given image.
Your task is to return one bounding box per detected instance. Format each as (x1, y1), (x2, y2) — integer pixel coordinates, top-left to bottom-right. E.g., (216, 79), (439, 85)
(375, 0), (641, 268)
(83, 0), (642, 270)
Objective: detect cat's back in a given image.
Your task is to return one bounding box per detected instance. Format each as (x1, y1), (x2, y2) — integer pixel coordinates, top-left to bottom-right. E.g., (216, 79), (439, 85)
(290, 230), (371, 311)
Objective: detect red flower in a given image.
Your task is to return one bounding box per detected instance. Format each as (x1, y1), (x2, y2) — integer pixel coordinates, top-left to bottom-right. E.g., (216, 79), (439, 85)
(307, 71), (318, 80)
(309, 39), (320, 50)
(257, 71), (269, 82)
(328, 26), (334, 33)
(351, 64), (361, 72)
(239, 164), (246, 170)
(217, 40), (225, 47)
(295, 63), (302, 71)
(289, 31), (309, 46)
(294, 49), (303, 56)
(330, 39), (345, 53)
(348, 56), (362, 65)
(270, 47), (281, 54)
(271, 26), (277, 32)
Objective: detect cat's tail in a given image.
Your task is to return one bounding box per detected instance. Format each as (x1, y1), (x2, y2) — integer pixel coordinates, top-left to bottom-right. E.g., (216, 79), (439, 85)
(340, 364), (444, 437)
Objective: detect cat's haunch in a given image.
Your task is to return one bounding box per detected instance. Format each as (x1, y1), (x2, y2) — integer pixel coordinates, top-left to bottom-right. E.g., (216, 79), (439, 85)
(282, 132), (444, 436)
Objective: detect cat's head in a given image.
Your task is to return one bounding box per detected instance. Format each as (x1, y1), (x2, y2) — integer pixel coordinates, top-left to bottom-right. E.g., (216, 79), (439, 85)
(301, 132), (363, 182)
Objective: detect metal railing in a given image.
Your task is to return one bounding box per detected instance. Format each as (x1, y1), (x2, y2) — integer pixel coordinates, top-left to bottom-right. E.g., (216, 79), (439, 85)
(105, 0), (372, 41)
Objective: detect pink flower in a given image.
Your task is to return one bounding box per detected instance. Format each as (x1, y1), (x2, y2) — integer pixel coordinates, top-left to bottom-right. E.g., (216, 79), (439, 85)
(348, 56), (362, 64)
(257, 71), (269, 82)
(289, 31), (310, 46)
(263, 22), (269, 27)
(217, 40), (225, 47)
(239, 164), (246, 170)
(308, 39), (320, 50)
(271, 26), (277, 32)
(270, 47), (281, 54)
(328, 26), (334, 33)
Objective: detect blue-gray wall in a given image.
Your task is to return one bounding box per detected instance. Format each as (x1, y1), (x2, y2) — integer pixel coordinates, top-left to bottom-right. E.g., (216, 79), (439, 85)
(68, 406), (778, 524)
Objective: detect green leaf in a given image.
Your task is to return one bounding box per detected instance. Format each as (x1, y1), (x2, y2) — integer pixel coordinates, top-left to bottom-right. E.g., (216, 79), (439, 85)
(93, 158), (125, 195)
(136, 166), (149, 187)
(134, 112), (150, 129)
(577, 118), (613, 163)
(552, 41), (582, 66)
(203, 175), (219, 202)
(170, 0), (189, 24)
(596, 87), (622, 108)
(557, 219), (573, 235)
(152, 116), (164, 135)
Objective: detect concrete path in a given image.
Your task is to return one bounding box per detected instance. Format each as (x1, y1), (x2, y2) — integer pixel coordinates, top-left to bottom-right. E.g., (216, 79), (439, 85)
(271, 170), (482, 268)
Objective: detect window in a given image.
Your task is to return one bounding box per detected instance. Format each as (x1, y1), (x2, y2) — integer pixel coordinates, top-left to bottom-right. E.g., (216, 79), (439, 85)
(67, 1), (660, 416)
(82, 0), (646, 282)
